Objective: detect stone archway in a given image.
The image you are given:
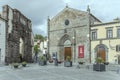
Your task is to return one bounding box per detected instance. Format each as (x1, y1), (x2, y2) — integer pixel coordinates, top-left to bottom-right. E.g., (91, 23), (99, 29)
(95, 44), (108, 62)
(58, 34), (72, 61)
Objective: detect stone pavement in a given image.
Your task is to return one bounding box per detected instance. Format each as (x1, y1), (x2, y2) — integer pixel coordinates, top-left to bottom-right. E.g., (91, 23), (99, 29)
(0, 63), (120, 80)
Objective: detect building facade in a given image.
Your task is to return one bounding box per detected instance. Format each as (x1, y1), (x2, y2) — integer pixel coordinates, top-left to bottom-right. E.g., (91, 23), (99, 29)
(48, 6), (100, 63)
(91, 19), (120, 64)
(0, 5), (33, 64)
(48, 6), (120, 64)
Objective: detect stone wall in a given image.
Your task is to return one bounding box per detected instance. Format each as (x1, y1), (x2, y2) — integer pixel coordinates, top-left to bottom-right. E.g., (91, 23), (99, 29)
(2, 5), (32, 64)
(48, 7), (89, 62)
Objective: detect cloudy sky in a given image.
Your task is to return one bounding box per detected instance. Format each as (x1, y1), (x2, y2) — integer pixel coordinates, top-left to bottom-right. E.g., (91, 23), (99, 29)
(0, 0), (120, 36)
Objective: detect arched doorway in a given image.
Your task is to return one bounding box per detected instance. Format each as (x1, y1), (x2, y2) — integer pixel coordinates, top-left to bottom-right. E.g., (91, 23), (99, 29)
(64, 40), (72, 60)
(19, 37), (24, 62)
(95, 44), (108, 62)
(58, 34), (72, 61)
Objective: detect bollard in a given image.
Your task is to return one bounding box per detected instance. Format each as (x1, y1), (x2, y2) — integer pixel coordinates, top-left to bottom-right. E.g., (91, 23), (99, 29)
(54, 59), (58, 66)
(117, 67), (120, 74)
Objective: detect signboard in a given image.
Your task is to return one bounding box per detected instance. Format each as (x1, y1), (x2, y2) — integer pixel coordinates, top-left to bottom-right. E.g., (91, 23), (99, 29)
(78, 45), (84, 58)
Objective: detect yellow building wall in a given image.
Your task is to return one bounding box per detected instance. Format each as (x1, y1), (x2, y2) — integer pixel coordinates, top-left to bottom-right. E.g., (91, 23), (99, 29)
(91, 41), (100, 63)
(91, 22), (120, 64)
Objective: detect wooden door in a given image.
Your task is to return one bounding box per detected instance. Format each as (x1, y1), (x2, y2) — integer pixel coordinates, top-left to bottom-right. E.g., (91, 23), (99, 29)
(97, 47), (106, 62)
(64, 47), (72, 60)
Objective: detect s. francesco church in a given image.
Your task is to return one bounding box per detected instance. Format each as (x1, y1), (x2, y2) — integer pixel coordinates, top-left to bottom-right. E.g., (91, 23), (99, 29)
(47, 6), (120, 64)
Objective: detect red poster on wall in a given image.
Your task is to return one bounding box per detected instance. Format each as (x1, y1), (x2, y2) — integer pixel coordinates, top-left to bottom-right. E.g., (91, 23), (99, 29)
(78, 45), (84, 58)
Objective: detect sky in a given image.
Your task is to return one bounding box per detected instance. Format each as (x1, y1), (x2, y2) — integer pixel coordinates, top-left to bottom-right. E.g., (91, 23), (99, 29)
(0, 0), (120, 36)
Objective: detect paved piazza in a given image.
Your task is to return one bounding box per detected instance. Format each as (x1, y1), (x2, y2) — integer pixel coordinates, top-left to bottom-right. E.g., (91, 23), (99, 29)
(0, 63), (120, 80)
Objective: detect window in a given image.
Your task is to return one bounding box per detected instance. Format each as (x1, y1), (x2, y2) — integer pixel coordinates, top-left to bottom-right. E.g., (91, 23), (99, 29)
(91, 31), (97, 40)
(106, 29), (113, 38)
(116, 45), (120, 52)
(65, 19), (69, 25)
(117, 28), (120, 38)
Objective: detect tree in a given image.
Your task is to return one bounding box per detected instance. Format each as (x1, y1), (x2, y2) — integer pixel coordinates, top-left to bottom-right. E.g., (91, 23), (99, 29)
(33, 34), (46, 63)
(34, 34), (44, 42)
(33, 44), (39, 63)
(34, 45), (39, 54)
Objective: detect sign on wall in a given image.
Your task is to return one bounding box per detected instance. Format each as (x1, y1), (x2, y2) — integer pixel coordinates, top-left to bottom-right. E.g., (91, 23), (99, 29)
(78, 45), (84, 58)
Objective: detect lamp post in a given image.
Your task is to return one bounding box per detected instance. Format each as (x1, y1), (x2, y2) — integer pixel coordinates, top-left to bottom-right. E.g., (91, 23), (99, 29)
(72, 36), (75, 62)
(87, 34), (91, 63)
(47, 38), (49, 59)
(72, 29), (76, 62)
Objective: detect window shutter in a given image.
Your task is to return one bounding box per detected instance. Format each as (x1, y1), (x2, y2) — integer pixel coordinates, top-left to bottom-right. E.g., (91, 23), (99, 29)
(116, 45), (118, 52)
(119, 46), (120, 51)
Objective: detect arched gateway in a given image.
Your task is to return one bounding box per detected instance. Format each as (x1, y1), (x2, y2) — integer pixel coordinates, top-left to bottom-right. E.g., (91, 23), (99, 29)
(58, 34), (72, 61)
(3, 5), (33, 64)
(95, 44), (108, 62)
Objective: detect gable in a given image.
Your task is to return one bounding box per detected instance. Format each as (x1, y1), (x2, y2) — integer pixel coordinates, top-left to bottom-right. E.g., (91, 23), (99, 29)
(49, 7), (88, 31)
(90, 14), (101, 25)
(51, 7), (87, 22)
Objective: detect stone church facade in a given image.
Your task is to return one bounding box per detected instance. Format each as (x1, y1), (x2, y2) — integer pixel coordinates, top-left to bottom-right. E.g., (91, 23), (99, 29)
(48, 6), (101, 63)
(0, 5), (33, 64)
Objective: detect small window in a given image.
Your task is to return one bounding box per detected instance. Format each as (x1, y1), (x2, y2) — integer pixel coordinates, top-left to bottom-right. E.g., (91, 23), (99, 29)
(116, 45), (120, 52)
(0, 24), (1, 35)
(65, 19), (69, 25)
(106, 28), (113, 38)
(91, 31), (97, 40)
(117, 28), (120, 38)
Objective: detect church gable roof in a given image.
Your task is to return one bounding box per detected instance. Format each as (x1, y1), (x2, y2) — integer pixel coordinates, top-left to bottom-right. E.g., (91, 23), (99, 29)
(50, 6), (87, 22)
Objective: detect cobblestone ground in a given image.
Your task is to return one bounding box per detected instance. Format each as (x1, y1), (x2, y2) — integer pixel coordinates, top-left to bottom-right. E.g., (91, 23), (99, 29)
(0, 63), (120, 80)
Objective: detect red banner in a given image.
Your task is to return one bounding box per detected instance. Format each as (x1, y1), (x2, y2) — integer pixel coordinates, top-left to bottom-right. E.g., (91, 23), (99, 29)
(78, 45), (84, 58)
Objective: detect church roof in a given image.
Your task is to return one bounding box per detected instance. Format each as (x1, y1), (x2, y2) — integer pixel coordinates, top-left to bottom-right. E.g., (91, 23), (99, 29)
(91, 20), (120, 27)
(50, 6), (87, 21)
(90, 13), (101, 22)
(50, 6), (101, 23)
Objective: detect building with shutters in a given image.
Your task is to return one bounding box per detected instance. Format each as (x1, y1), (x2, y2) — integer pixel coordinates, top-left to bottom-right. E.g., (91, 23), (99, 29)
(91, 18), (120, 64)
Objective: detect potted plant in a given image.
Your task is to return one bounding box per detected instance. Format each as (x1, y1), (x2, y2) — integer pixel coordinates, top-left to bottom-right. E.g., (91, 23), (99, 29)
(64, 56), (72, 67)
(93, 57), (106, 71)
(22, 61), (27, 67)
(78, 62), (85, 65)
(12, 63), (19, 69)
(58, 60), (63, 64)
(104, 62), (109, 65)
(49, 59), (53, 63)
(39, 56), (47, 66)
